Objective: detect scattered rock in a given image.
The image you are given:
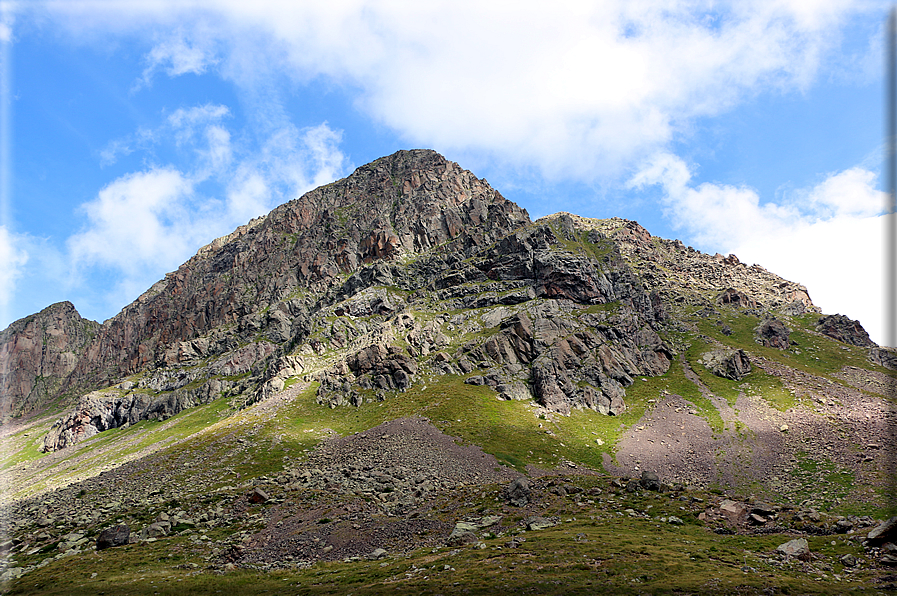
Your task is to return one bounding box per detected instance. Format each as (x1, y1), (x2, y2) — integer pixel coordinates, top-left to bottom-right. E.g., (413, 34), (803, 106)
(719, 500), (748, 524)
(755, 317), (790, 350)
(525, 516), (558, 531)
(867, 516), (897, 545)
(639, 471), (662, 492)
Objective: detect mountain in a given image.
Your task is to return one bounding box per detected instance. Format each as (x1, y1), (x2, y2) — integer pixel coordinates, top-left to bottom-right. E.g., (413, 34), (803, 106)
(2, 149), (896, 593)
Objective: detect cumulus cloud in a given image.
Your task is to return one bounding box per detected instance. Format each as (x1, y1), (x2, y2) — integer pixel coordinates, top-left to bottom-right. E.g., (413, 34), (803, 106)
(629, 152), (888, 343)
(38, 0), (878, 180)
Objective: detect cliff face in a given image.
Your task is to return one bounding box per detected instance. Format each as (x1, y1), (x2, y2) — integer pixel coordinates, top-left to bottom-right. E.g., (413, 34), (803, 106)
(6, 149), (887, 455)
(0, 302), (100, 417)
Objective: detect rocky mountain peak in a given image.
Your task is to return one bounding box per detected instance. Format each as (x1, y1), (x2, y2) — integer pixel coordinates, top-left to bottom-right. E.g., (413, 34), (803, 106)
(4, 150), (889, 457)
(0, 301), (99, 417)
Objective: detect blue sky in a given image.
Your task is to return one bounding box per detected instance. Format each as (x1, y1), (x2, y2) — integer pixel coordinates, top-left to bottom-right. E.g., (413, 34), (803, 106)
(0, 1), (892, 344)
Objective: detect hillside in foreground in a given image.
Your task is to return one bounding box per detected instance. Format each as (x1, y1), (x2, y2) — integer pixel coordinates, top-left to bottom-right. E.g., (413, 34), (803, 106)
(1, 149), (896, 594)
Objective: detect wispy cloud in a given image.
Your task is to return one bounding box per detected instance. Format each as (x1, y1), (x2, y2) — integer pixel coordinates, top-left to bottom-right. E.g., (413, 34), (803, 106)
(133, 30), (218, 91)
(629, 152), (888, 342)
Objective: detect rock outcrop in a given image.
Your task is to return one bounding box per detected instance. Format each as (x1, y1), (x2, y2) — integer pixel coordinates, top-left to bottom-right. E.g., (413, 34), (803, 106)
(755, 317), (791, 350)
(815, 314), (876, 347)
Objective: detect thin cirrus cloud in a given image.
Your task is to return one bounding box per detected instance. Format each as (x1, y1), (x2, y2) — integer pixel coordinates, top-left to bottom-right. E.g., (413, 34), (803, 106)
(628, 152), (887, 343)
(132, 31), (219, 92)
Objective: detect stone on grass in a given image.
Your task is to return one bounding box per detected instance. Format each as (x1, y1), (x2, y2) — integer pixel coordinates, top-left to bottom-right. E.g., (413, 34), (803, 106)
(96, 524), (130, 550)
(639, 471), (661, 491)
(776, 538), (809, 558)
(526, 516), (558, 531)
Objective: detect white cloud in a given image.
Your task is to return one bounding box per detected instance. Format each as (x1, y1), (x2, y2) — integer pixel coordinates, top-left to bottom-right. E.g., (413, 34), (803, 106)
(0, 225), (28, 310)
(38, 0), (880, 180)
(629, 152), (889, 344)
(134, 30), (218, 90)
(68, 168), (198, 277)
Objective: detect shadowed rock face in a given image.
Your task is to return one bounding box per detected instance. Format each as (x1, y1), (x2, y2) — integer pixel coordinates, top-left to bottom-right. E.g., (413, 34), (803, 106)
(0, 302), (100, 418)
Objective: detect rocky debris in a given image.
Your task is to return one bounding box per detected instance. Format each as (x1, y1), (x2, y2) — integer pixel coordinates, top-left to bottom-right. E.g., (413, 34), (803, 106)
(867, 517), (897, 545)
(815, 314), (876, 347)
(95, 524), (130, 550)
(755, 317), (790, 350)
(698, 348), (751, 381)
(274, 417), (516, 514)
(0, 301), (100, 418)
(504, 477), (531, 507)
(568, 216), (819, 315)
(777, 537), (810, 559)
